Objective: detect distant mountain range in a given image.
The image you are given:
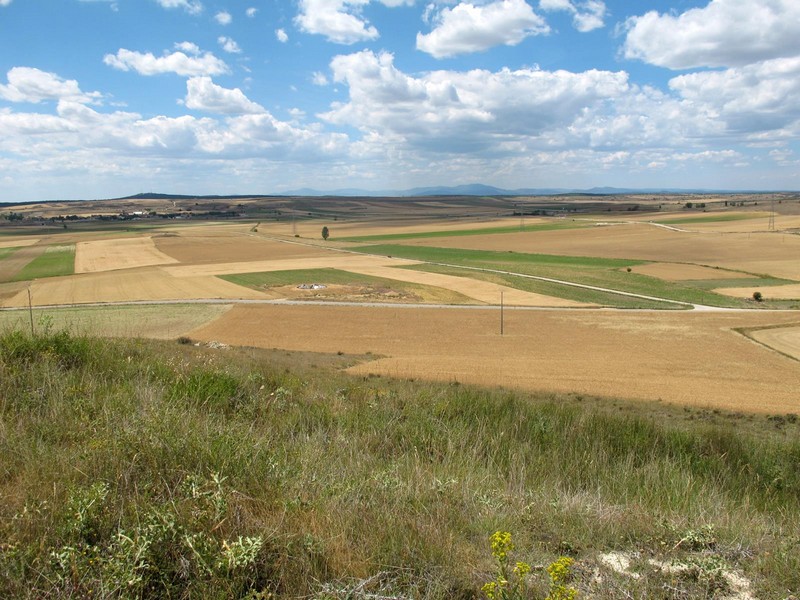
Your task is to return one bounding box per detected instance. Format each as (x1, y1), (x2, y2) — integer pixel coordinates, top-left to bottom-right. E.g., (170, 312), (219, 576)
(119, 184), (779, 200)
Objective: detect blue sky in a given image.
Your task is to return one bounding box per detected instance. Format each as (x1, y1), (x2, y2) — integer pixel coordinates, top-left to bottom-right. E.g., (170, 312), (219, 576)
(1, 0), (798, 201)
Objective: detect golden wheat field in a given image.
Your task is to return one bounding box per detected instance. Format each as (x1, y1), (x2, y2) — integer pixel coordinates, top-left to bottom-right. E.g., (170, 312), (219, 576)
(187, 303), (800, 413)
(2, 197), (799, 413)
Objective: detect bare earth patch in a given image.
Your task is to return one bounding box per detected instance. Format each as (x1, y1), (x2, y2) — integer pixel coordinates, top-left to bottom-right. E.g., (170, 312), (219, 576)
(632, 262), (750, 281)
(342, 265), (591, 307)
(75, 237), (178, 273)
(188, 304), (800, 414)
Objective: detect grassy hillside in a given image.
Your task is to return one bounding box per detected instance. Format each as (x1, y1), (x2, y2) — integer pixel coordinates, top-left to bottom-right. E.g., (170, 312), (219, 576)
(1, 329), (799, 598)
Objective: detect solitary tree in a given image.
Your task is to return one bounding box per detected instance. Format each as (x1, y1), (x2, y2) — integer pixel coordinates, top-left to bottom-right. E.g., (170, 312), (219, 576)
(321, 226), (330, 241)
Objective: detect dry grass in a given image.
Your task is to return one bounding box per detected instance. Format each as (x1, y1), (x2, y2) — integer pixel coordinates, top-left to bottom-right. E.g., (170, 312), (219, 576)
(0, 303), (232, 339)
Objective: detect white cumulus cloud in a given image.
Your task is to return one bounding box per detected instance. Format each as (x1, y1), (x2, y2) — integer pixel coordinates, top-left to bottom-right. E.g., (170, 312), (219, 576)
(103, 46), (229, 77)
(276, 28), (289, 43)
(623, 0), (800, 69)
(0, 67), (102, 104)
(214, 10), (232, 25)
(295, 0), (379, 44)
(155, 0), (203, 15)
(417, 0), (550, 59)
(323, 50), (630, 152)
(218, 36), (242, 53)
(246, 7), (257, 18)
(669, 56), (800, 135)
(185, 77), (265, 114)
(539, 0), (606, 32)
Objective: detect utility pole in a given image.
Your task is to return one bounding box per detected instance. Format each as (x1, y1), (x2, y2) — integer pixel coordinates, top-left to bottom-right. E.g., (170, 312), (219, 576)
(500, 291), (504, 336)
(27, 287), (34, 336)
(768, 197), (775, 231)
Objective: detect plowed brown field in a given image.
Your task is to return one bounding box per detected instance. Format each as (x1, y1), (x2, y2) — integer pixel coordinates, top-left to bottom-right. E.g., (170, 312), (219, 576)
(632, 263), (751, 281)
(153, 229), (330, 264)
(188, 304), (800, 414)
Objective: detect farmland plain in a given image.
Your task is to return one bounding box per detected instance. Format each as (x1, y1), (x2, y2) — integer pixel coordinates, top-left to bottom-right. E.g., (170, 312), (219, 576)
(2, 193), (800, 413)
(3, 192), (800, 598)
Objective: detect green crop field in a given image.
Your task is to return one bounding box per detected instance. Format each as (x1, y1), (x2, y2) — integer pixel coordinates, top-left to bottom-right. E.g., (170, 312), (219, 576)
(0, 247), (18, 260)
(11, 245), (75, 281)
(221, 267), (404, 288)
(401, 264), (680, 309)
(355, 245), (764, 308)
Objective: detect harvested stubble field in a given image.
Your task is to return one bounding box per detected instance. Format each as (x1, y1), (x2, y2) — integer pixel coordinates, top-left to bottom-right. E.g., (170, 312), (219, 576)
(75, 237), (178, 273)
(748, 324), (800, 362)
(188, 303), (800, 414)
